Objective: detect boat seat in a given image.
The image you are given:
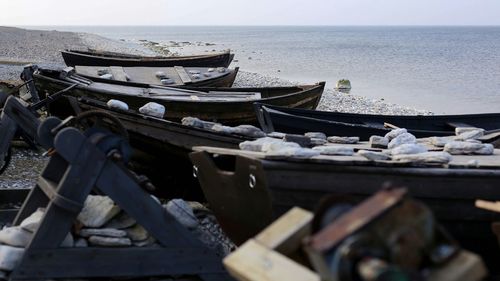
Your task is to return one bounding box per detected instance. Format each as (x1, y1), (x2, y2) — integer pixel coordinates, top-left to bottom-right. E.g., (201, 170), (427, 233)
(109, 66), (128, 82)
(174, 66), (192, 84)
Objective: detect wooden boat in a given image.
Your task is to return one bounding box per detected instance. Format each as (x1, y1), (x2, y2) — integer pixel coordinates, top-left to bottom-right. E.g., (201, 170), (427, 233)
(74, 65), (239, 88)
(34, 68), (325, 125)
(255, 103), (500, 140)
(62, 49), (235, 68)
(189, 146), (500, 272)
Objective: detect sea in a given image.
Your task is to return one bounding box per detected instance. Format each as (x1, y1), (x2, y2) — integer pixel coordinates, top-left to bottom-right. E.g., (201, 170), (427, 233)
(32, 26), (500, 114)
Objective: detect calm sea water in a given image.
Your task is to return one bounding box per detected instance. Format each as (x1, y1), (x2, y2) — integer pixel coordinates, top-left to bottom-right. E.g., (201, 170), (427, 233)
(34, 26), (500, 114)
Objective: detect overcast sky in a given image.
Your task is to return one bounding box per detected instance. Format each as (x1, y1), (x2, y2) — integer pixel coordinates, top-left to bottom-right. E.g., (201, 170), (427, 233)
(1, 0), (499, 26)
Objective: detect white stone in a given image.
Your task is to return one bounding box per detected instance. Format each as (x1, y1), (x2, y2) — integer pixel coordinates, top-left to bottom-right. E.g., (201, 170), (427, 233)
(369, 136), (389, 148)
(357, 150), (391, 161)
(99, 73), (113, 79)
(262, 141), (301, 153)
(79, 228), (127, 238)
(181, 117), (218, 130)
(0, 226), (32, 247)
(20, 208), (45, 233)
(305, 132), (326, 140)
(77, 195), (121, 228)
(455, 127), (484, 136)
(266, 147), (320, 158)
(384, 128), (408, 141)
(267, 132), (285, 139)
(467, 159), (479, 167)
(106, 99), (129, 111)
(164, 199), (198, 229)
(88, 236), (131, 247)
(155, 71), (167, 79)
(444, 141), (494, 155)
(392, 152), (452, 164)
(232, 125), (266, 138)
(311, 138), (327, 146)
(0, 245), (24, 271)
(387, 133), (417, 149)
(104, 212), (136, 229)
(210, 124), (236, 135)
(312, 146), (354, 156)
(429, 136), (454, 147)
(390, 143), (428, 155)
(74, 238), (88, 248)
(124, 224), (149, 241)
(133, 236), (156, 247)
(239, 137), (282, 152)
(455, 129), (485, 141)
(139, 102), (165, 118)
(327, 136), (359, 144)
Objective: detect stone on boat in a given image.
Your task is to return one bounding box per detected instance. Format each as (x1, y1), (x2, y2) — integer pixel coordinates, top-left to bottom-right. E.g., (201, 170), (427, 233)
(391, 143), (428, 155)
(155, 71), (167, 79)
(106, 99), (129, 111)
(74, 238), (88, 248)
(392, 152), (452, 164)
(88, 236), (132, 247)
(429, 136), (454, 147)
(444, 141), (494, 155)
(232, 125), (266, 138)
(305, 132), (327, 140)
(124, 224), (149, 242)
(239, 137), (282, 152)
(211, 124), (235, 135)
(267, 146), (320, 158)
(369, 136), (389, 148)
(384, 128), (408, 141)
(263, 141), (301, 153)
(99, 73), (113, 80)
(312, 145), (354, 156)
(387, 133), (417, 149)
(181, 117), (218, 130)
(310, 138), (327, 146)
(79, 228), (127, 238)
(133, 236), (156, 247)
(0, 245), (25, 271)
(139, 102), (165, 118)
(455, 127), (484, 136)
(267, 132), (286, 139)
(77, 195), (121, 228)
(20, 208), (45, 233)
(283, 134), (311, 147)
(164, 199), (198, 229)
(455, 129), (485, 141)
(188, 70), (201, 75)
(104, 212), (136, 229)
(0, 226), (32, 247)
(327, 136), (360, 144)
(357, 150), (391, 161)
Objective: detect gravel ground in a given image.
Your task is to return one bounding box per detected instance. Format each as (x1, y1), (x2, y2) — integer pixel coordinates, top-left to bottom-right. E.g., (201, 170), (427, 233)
(0, 26), (430, 189)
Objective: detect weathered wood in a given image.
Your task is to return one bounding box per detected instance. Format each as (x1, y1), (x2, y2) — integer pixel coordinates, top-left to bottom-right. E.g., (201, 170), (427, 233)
(475, 199), (500, 213)
(175, 66), (192, 84)
(223, 240), (320, 281)
(109, 66), (128, 82)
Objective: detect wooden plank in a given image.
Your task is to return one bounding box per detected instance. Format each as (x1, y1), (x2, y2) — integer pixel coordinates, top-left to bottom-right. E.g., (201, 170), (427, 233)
(427, 250), (487, 281)
(175, 66), (192, 84)
(109, 66), (128, 82)
(223, 240), (320, 281)
(255, 207), (313, 255)
(475, 199), (500, 213)
(193, 146), (266, 159)
(11, 247), (229, 279)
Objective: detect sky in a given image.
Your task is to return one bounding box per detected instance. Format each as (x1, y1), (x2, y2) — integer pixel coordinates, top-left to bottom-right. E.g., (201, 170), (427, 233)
(1, 0), (499, 26)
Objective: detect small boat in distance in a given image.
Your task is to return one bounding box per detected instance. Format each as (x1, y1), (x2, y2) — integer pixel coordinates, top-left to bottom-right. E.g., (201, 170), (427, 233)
(74, 65), (239, 88)
(61, 49), (235, 68)
(255, 103), (500, 139)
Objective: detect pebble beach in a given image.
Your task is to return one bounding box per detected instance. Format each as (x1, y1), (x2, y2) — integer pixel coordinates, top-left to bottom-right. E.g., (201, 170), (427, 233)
(0, 26), (431, 189)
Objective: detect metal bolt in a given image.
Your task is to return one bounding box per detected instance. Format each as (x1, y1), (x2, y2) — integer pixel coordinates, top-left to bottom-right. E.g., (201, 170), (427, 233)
(192, 165), (199, 178)
(249, 174), (256, 189)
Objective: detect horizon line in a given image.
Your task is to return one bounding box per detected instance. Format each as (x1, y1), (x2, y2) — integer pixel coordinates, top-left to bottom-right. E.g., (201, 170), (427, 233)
(12, 24), (500, 27)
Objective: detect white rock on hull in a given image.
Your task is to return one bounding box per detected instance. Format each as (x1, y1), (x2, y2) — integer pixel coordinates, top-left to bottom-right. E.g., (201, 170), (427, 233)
(444, 141), (494, 155)
(124, 224), (149, 241)
(232, 125), (266, 138)
(369, 136), (389, 148)
(357, 150), (391, 161)
(164, 199), (199, 229)
(327, 136), (360, 144)
(20, 208), (45, 233)
(392, 152), (452, 164)
(79, 228), (127, 238)
(88, 236), (132, 247)
(133, 236), (156, 247)
(384, 128), (408, 141)
(104, 212), (137, 229)
(305, 132), (327, 140)
(0, 245), (25, 271)
(0, 226), (32, 247)
(312, 145), (354, 156)
(77, 195), (121, 228)
(390, 143), (428, 155)
(387, 133), (417, 149)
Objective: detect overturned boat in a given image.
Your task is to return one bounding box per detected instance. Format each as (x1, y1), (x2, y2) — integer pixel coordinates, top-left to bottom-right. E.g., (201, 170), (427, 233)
(62, 49), (235, 68)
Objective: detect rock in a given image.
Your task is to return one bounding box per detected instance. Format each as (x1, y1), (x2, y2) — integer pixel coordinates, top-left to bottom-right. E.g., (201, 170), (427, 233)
(390, 143), (428, 155)
(181, 117), (218, 130)
(455, 127), (484, 136)
(133, 236), (156, 247)
(335, 79), (351, 90)
(310, 138), (327, 146)
(267, 147), (320, 158)
(155, 71), (167, 79)
(217, 67), (226, 73)
(88, 236), (132, 247)
(210, 124), (235, 135)
(207, 68), (215, 72)
(444, 141), (494, 155)
(139, 102), (165, 118)
(327, 136), (360, 144)
(61, 233), (74, 248)
(467, 159), (479, 167)
(164, 199), (198, 229)
(455, 129), (485, 141)
(77, 195), (121, 228)
(305, 132), (327, 140)
(106, 99), (129, 111)
(384, 128), (408, 141)
(160, 78), (174, 85)
(263, 141), (301, 153)
(429, 136), (454, 147)
(104, 212), (136, 229)
(312, 146), (354, 156)
(232, 125), (266, 138)
(0, 245), (24, 271)
(392, 152), (452, 164)
(124, 224), (149, 241)
(267, 132), (285, 139)
(188, 70), (201, 75)
(74, 238), (88, 248)
(283, 134), (311, 147)
(387, 133), (417, 149)
(191, 74), (201, 79)
(79, 228), (127, 238)
(99, 73), (113, 79)
(357, 150), (391, 161)
(20, 208), (45, 233)
(0, 226), (32, 247)
(369, 136), (389, 148)
(97, 69), (109, 76)
(239, 137), (282, 152)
